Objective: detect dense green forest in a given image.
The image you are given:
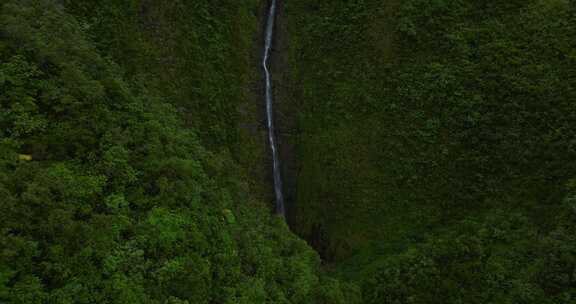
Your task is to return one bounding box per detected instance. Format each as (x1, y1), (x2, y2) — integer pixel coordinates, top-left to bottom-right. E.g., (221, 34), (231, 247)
(1, 0), (576, 303)
(285, 0), (576, 303)
(0, 0), (356, 303)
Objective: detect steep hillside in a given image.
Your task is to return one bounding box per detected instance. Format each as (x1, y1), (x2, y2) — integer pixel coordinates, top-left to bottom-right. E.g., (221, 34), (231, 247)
(285, 0), (576, 302)
(0, 0), (357, 303)
(2, 0), (576, 303)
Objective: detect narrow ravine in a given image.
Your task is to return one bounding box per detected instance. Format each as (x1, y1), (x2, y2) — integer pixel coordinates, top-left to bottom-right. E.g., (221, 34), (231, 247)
(263, 0), (285, 217)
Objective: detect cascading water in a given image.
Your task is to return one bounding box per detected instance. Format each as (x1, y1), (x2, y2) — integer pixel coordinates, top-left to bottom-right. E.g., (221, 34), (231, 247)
(263, 0), (285, 217)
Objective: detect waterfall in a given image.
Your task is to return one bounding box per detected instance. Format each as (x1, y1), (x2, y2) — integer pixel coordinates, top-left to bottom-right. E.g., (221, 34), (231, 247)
(262, 0), (285, 216)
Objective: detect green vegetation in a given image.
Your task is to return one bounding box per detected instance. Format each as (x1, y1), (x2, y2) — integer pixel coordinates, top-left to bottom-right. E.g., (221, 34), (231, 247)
(285, 0), (576, 302)
(2, 0), (576, 302)
(0, 0), (354, 302)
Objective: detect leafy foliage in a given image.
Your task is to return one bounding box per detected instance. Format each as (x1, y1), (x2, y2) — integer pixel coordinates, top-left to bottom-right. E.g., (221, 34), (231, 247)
(0, 0), (349, 302)
(286, 0), (576, 302)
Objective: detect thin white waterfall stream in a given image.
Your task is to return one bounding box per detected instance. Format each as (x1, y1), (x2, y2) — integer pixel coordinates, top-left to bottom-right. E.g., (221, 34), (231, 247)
(263, 0), (285, 216)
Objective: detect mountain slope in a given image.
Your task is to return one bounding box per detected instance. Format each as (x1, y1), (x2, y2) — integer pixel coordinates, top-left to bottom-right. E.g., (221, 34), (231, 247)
(285, 0), (576, 302)
(0, 1), (357, 303)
